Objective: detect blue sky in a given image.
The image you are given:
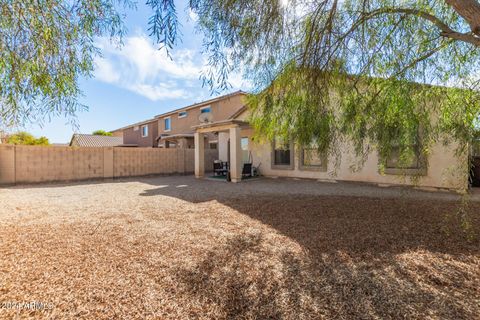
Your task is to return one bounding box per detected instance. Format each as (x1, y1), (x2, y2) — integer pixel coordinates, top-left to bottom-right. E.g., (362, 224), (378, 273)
(26, 1), (248, 143)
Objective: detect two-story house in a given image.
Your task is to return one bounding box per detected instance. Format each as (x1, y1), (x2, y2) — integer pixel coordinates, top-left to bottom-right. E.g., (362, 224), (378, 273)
(155, 91), (246, 149)
(111, 91), (246, 148)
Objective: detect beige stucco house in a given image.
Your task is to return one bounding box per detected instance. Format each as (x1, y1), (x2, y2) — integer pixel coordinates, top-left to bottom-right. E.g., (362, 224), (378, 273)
(193, 106), (469, 190)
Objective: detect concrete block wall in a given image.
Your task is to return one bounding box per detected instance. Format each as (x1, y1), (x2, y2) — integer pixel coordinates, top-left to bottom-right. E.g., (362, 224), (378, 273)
(12, 146), (106, 183)
(104, 148), (114, 179)
(0, 145), (219, 185)
(113, 148), (180, 177)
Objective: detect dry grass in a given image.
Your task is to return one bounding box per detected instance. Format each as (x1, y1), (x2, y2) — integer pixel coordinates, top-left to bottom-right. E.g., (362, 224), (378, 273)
(0, 177), (479, 319)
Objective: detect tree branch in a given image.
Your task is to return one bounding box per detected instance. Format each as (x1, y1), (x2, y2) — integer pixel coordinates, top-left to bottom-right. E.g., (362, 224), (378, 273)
(445, 0), (480, 36)
(358, 7), (480, 47)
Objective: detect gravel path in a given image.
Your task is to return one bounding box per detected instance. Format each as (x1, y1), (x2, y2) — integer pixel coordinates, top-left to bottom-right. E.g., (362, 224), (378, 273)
(0, 176), (479, 319)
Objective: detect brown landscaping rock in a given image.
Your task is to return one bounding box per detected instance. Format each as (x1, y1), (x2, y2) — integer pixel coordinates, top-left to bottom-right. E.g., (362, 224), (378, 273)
(0, 176), (478, 319)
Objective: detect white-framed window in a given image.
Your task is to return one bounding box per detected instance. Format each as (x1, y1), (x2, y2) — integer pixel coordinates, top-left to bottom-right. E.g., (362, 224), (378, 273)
(200, 106), (211, 113)
(164, 117), (171, 131)
(141, 125), (148, 137)
(178, 111), (187, 118)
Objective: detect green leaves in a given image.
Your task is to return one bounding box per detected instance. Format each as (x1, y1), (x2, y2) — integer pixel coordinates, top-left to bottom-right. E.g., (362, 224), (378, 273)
(92, 129), (113, 136)
(147, 0), (180, 53)
(0, 0), (130, 126)
(179, 0), (480, 173)
(6, 131), (49, 145)
(1, 0), (479, 177)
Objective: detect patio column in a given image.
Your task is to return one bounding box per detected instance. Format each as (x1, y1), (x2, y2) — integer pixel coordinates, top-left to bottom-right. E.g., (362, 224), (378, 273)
(229, 126), (242, 183)
(194, 132), (205, 178)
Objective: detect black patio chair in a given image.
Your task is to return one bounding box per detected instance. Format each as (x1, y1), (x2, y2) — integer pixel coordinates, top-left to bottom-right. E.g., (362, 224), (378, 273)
(242, 163), (252, 178)
(213, 161), (226, 176)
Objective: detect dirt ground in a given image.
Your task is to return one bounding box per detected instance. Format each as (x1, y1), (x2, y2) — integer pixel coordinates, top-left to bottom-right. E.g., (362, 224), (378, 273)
(0, 176), (479, 319)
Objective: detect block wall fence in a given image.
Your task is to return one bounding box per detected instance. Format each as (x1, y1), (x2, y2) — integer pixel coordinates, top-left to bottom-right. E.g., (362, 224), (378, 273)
(0, 145), (218, 185)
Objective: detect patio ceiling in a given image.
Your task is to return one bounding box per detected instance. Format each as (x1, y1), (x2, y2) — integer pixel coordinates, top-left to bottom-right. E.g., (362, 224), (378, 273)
(192, 119), (250, 133)
(156, 133), (196, 142)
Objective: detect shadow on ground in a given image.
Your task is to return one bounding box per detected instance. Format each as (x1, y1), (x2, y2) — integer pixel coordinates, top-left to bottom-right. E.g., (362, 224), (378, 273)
(141, 177), (480, 319)
(2, 176), (478, 319)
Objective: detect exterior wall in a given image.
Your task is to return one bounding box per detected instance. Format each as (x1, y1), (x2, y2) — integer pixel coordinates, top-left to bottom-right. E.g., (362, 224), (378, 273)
(123, 120), (159, 147)
(0, 145), (218, 185)
(233, 128), (467, 190)
(157, 94), (245, 141)
(110, 130), (123, 137)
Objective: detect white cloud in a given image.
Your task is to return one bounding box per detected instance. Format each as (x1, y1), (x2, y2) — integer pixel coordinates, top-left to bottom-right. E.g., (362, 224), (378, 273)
(94, 34), (204, 101)
(94, 33), (250, 101)
(129, 83), (186, 101)
(95, 57), (121, 83)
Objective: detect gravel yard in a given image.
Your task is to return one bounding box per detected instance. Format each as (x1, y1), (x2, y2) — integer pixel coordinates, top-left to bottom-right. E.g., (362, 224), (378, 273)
(0, 176), (479, 319)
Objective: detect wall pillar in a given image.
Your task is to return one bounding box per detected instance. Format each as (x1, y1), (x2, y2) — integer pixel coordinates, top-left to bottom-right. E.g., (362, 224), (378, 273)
(194, 132), (205, 178)
(229, 127), (242, 183)
(103, 147), (114, 179)
(218, 132), (229, 162)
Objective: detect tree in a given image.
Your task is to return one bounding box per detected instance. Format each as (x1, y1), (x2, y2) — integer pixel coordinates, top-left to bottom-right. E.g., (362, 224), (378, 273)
(6, 132), (49, 145)
(0, 0), (132, 126)
(92, 130), (113, 136)
(180, 0), (480, 169)
(2, 0), (480, 169)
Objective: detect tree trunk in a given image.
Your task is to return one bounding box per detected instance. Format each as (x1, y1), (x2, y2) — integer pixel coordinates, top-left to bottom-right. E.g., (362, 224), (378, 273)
(446, 0), (480, 35)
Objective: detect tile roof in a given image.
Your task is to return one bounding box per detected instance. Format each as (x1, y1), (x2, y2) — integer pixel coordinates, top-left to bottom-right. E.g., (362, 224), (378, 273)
(228, 105), (248, 119)
(70, 134), (124, 147)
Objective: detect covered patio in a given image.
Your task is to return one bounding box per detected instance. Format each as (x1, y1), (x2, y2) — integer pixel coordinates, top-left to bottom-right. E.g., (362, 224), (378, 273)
(156, 133), (196, 149)
(193, 119), (250, 182)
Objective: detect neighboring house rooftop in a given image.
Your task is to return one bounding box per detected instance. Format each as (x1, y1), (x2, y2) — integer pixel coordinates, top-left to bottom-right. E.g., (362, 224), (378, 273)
(69, 134), (124, 147)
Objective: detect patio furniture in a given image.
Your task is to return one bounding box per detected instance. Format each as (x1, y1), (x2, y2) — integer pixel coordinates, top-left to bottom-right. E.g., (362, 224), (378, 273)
(242, 163), (252, 178)
(252, 162), (261, 177)
(213, 161), (228, 176)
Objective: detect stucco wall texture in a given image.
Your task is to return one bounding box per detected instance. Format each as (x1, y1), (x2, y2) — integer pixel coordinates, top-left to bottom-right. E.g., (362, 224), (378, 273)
(0, 145), (218, 185)
(239, 129), (468, 190)
(123, 120), (159, 147)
